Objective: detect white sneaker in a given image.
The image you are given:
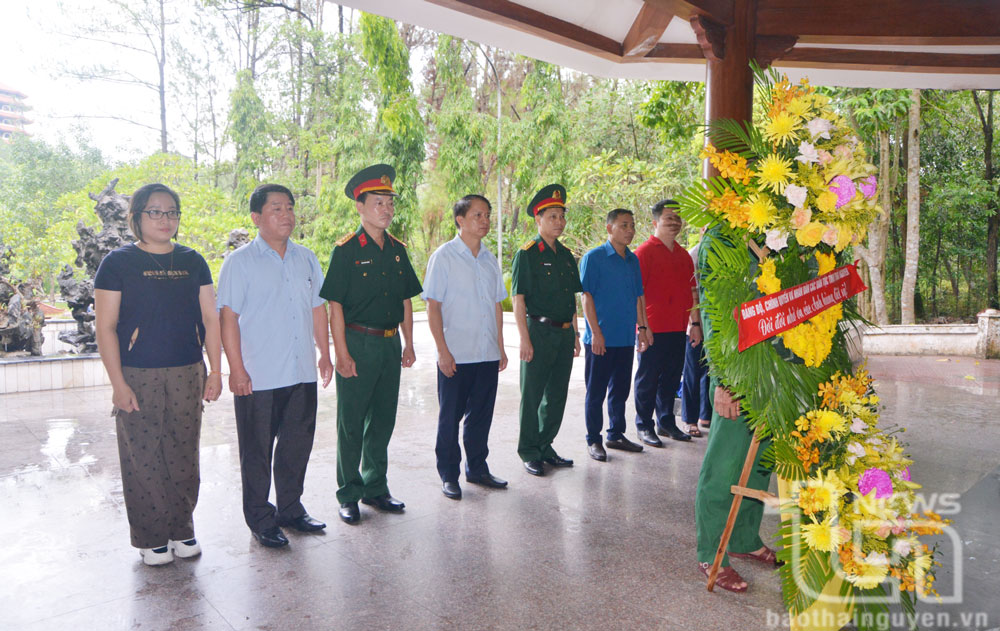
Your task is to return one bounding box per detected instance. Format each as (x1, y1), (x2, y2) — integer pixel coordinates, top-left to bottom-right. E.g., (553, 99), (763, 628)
(139, 545), (174, 566)
(169, 538), (202, 559)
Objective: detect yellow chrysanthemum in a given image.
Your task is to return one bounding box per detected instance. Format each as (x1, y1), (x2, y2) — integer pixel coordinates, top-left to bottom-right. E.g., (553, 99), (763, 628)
(786, 96), (811, 119)
(796, 474), (844, 516)
(757, 154), (794, 194)
(816, 251), (837, 275)
(802, 519), (845, 553)
(835, 226), (852, 252)
(811, 410), (848, 440)
(747, 195), (776, 230)
(763, 111), (801, 146)
(816, 190), (839, 213)
(846, 560), (889, 589)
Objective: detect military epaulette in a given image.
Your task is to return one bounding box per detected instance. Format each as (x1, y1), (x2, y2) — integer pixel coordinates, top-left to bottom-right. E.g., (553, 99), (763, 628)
(335, 231), (355, 247)
(520, 239), (536, 251)
(387, 231), (407, 247)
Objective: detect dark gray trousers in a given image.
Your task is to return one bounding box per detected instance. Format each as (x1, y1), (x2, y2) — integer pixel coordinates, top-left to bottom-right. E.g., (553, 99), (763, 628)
(233, 382), (317, 532)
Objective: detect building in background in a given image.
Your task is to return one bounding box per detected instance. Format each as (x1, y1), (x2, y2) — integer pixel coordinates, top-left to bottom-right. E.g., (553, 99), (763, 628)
(0, 82), (31, 141)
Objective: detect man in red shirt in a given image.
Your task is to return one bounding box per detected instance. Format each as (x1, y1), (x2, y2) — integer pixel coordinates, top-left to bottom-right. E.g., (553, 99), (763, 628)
(633, 199), (703, 447)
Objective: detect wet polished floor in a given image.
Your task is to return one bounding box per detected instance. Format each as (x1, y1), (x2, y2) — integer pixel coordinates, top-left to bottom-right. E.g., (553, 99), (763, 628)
(1, 319), (998, 630)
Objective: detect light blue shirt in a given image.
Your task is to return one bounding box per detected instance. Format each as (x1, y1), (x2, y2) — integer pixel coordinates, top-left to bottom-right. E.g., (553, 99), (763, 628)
(422, 236), (507, 364)
(580, 240), (644, 347)
(217, 236), (326, 390)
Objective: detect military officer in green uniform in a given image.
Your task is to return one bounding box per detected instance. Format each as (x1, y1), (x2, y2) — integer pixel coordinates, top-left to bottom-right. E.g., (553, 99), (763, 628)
(321, 164), (422, 525)
(512, 184), (582, 476)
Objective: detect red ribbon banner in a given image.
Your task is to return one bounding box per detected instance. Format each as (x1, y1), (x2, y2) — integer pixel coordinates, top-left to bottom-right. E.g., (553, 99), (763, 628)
(736, 263), (867, 352)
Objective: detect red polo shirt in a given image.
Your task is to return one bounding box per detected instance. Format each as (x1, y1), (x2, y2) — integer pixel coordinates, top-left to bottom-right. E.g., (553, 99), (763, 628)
(635, 235), (696, 333)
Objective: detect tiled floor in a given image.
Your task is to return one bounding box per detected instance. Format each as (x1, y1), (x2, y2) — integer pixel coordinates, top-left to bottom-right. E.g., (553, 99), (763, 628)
(1, 321), (998, 630)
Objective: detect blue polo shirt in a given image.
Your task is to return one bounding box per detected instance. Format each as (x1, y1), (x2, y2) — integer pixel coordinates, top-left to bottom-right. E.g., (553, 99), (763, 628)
(422, 236), (507, 364)
(217, 236), (326, 390)
(580, 240), (644, 347)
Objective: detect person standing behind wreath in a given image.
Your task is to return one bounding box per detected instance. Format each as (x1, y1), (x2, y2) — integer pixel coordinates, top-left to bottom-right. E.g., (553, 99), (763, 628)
(217, 183), (333, 549)
(321, 164), (422, 525)
(512, 184), (582, 477)
(579, 208), (652, 462)
(95, 183), (222, 566)
(680, 232), (712, 436)
(423, 194), (509, 500)
(633, 199), (703, 448)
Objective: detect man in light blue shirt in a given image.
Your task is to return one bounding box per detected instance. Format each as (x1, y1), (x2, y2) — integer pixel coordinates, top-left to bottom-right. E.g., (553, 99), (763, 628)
(218, 184), (333, 548)
(580, 208), (651, 462)
(423, 194), (509, 500)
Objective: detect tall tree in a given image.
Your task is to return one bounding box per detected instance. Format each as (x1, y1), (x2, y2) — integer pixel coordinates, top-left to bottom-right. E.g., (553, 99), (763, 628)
(58, 0), (173, 152)
(901, 89), (922, 324)
(971, 90), (1000, 309)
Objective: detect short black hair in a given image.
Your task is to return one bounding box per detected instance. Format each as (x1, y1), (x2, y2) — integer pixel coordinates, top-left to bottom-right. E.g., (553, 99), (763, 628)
(606, 208), (633, 225)
(129, 183), (181, 243)
(453, 194), (492, 228)
(250, 184), (295, 214)
(651, 199), (680, 221)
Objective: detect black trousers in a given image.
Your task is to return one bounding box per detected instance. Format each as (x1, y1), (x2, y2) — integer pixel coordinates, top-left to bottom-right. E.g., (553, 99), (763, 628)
(583, 345), (634, 445)
(234, 382), (317, 532)
(435, 361), (500, 483)
(633, 331), (686, 433)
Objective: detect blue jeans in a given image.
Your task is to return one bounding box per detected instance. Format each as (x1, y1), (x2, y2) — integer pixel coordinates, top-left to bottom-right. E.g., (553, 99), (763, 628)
(681, 335), (713, 423)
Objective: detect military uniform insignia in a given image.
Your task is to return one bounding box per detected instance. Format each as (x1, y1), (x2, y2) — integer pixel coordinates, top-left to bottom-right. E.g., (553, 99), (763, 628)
(358, 233), (368, 247)
(336, 231), (355, 247)
(386, 231), (407, 247)
(553, 190), (561, 200)
(538, 241), (545, 252)
(521, 239), (536, 251)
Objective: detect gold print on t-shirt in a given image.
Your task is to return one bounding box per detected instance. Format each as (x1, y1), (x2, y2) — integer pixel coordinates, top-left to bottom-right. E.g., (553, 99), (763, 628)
(142, 270), (191, 278)
(128, 327), (139, 351)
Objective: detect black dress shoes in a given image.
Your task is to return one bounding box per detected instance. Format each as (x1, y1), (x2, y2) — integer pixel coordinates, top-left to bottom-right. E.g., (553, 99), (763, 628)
(361, 493), (405, 512)
(637, 429), (663, 447)
(605, 437), (644, 452)
(657, 423), (693, 442)
(523, 460), (545, 476)
(339, 502), (360, 524)
(442, 481), (462, 499)
(253, 526), (289, 548)
(543, 454), (574, 467)
(277, 513), (326, 532)
(588, 443), (607, 462)
(466, 472), (508, 488)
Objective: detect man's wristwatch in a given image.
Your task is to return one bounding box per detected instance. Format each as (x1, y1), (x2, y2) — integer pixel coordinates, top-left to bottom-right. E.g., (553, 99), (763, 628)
(690, 322), (701, 327)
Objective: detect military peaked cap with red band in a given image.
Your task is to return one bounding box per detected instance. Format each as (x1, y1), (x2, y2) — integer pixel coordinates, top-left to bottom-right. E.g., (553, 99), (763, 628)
(526, 183), (567, 217)
(345, 164), (398, 201)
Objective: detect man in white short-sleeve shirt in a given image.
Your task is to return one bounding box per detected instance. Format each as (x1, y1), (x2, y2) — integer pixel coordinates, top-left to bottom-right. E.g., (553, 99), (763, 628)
(422, 194), (509, 500)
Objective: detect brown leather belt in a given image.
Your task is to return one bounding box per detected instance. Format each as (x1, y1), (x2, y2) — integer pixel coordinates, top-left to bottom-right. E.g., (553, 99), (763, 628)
(528, 314), (572, 329)
(347, 323), (398, 338)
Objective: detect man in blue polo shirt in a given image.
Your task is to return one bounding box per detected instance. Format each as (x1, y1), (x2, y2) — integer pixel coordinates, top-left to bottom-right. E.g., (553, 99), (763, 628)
(218, 183), (333, 548)
(580, 208), (652, 462)
(423, 194), (509, 500)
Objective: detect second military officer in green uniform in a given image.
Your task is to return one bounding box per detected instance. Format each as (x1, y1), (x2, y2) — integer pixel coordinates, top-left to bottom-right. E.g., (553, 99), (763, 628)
(321, 164), (422, 525)
(512, 184), (582, 476)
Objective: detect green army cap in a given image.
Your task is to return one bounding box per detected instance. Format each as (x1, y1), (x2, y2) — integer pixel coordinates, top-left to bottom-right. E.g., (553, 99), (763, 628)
(526, 184), (567, 217)
(345, 164), (398, 201)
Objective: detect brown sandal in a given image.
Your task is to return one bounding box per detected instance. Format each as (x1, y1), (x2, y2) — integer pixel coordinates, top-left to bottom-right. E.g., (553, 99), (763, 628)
(699, 562), (748, 593)
(729, 545), (781, 566)
(685, 423), (703, 437)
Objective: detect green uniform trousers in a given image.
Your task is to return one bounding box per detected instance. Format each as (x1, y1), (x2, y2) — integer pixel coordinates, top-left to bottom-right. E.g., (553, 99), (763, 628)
(518, 320), (575, 462)
(695, 378), (772, 566)
(335, 328), (402, 504)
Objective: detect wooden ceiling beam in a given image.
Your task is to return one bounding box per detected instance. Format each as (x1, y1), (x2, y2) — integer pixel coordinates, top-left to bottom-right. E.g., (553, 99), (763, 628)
(643, 0), (733, 26)
(757, 0), (1000, 42)
(424, 0), (622, 60)
(636, 42), (705, 62)
(779, 47), (1000, 74)
(622, 2), (675, 58)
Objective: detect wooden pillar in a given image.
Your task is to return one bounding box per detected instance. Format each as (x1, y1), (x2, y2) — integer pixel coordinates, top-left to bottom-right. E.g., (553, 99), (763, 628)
(693, 0), (757, 177)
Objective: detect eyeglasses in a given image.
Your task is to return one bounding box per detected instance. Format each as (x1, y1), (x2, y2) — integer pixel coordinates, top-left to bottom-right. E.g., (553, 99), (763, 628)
(142, 209), (182, 220)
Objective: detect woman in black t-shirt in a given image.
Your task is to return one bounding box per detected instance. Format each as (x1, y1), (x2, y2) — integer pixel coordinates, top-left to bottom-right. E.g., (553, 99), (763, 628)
(94, 183), (222, 566)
